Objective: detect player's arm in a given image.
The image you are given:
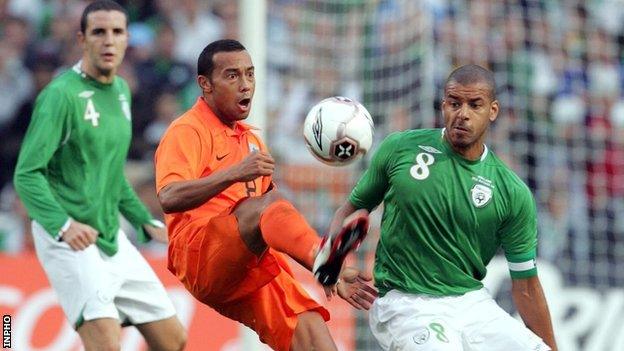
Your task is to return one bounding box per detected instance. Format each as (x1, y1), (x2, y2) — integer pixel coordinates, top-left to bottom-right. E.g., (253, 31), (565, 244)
(118, 177), (167, 243)
(324, 133), (401, 306)
(158, 151), (274, 213)
(13, 86), (97, 250)
(512, 276), (557, 350)
(155, 124), (275, 213)
(330, 132), (400, 233)
(327, 201), (358, 238)
(502, 184), (557, 350)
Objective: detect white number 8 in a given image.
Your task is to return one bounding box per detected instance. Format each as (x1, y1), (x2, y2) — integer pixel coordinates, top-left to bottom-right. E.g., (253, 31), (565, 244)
(410, 152), (435, 180)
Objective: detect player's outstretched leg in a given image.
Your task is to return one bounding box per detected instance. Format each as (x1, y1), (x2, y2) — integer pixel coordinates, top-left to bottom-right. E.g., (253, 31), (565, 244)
(313, 209), (369, 286)
(234, 190), (321, 268)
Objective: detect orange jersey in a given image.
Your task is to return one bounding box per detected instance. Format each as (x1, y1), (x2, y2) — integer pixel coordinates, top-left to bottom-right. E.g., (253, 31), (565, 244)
(154, 97), (272, 244)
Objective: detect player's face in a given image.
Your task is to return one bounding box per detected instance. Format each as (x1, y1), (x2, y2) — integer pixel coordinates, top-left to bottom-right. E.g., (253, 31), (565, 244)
(78, 10), (128, 80)
(204, 50), (255, 126)
(442, 82), (498, 155)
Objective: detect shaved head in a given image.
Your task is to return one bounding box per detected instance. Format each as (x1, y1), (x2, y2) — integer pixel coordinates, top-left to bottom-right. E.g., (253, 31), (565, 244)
(445, 64), (496, 101)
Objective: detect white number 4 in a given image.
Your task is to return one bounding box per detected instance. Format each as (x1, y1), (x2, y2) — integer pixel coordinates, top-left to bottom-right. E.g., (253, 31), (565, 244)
(84, 99), (100, 127)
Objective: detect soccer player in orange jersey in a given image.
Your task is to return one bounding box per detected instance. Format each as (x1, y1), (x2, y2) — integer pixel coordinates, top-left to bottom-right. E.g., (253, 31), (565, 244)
(154, 39), (377, 351)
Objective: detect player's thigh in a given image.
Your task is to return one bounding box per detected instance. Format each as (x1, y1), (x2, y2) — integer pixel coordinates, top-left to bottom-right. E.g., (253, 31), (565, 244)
(32, 221), (118, 326)
(462, 298), (551, 351)
(135, 316), (186, 351)
(215, 268), (329, 351)
(190, 213), (278, 304)
(77, 317), (121, 351)
(111, 231), (177, 325)
(369, 292), (463, 351)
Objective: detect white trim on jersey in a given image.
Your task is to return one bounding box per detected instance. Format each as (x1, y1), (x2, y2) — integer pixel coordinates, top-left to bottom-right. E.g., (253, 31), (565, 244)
(441, 128), (489, 161)
(480, 144), (489, 161)
(507, 259), (536, 272)
(72, 61), (82, 73)
(56, 218), (72, 240)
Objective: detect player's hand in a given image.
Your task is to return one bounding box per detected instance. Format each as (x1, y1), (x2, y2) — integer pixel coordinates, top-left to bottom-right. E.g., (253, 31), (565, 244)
(144, 223), (168, 243)
(61, 221), (98, 251)
(324, 267), (378, 310)
(231, 151), (275, 182)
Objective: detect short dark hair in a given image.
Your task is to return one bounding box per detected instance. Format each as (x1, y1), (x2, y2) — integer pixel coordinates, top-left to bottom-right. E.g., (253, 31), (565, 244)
(80, 0), (128, 34)
(445, 64), (497, 100)
(197, 39), (247, 78)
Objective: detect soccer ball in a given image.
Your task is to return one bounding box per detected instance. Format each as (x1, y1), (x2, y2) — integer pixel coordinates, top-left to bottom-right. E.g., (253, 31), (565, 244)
(303, 97), (374, 166)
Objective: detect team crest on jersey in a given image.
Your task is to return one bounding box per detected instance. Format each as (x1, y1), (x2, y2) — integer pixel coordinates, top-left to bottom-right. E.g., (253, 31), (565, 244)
(249, 143), (259, 152)
(412, 327), (430, 345)
(471, 184), (492, 208)
(418, 145), (442, 154)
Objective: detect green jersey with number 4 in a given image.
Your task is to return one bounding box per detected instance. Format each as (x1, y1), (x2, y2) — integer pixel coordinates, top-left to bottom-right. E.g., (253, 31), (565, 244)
(349, 129), (538, 296)
(14, 63), (154, 256)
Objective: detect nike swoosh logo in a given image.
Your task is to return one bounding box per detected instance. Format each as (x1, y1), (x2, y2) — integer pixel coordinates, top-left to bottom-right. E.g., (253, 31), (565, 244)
(216, 154), (229, 161)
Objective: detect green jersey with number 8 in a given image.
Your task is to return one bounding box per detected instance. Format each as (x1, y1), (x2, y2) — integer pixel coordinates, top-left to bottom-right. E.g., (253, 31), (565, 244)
(349, 129), (538, 296)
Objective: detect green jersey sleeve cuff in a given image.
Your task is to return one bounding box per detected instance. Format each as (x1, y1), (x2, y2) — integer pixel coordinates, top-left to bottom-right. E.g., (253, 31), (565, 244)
(56, 218), (72, 240)
(510, 267), (538, 279)
(348, 195), (374, 212)
(505, 249), (536, 263)
(136, 225), (151, 243)
(136, 219), (166, 243)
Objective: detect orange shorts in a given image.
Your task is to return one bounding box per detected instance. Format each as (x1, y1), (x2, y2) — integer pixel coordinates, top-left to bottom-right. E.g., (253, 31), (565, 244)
(169, 213), (329, 351)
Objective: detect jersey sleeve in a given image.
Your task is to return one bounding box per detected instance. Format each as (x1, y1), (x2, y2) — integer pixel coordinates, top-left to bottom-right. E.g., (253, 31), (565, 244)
(155, 123), (206, 193)
(118, 177), (154, 243)
(348, 132), (401, 211)
(120, 77), (132, 102)
(13, 86), (72, 238)
(499, 183), (538, 279)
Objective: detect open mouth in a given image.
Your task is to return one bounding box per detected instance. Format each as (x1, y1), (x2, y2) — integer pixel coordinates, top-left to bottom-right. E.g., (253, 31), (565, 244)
(238, 98), (251, 110)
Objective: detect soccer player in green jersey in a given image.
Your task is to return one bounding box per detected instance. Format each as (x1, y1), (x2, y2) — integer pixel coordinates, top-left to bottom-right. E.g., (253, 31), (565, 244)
(13, 1), (186, 350)
(325, 65), (557, 351)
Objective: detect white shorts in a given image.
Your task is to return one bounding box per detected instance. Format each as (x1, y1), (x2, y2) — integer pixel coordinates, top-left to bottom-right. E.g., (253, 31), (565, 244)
(369, 288), (551, 351)
(32, 221), (176, 328)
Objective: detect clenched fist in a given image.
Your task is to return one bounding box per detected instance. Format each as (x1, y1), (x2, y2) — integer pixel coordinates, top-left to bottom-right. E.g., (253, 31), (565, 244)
(61, 220), (98, 251)
(230, 151), (275, 182)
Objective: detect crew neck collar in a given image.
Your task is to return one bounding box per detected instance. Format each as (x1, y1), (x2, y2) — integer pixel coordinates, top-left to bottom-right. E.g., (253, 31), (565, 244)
(440, 128), (488, 163)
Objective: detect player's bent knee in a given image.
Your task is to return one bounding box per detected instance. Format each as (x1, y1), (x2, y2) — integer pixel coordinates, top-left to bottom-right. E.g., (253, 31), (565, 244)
(233, 191), (288, 254)
(79, 337), (121, 351)
(152, 330), (186, 351)
(165, 328), (187, 351)
(234, 190), (285, 217)
(291, 311), (336, 351)
(138, 317), (187, 351)
(261, 189), (285, 205)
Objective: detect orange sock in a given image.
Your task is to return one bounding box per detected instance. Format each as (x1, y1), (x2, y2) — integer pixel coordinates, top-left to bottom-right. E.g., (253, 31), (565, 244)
(259, 200), (320, 269)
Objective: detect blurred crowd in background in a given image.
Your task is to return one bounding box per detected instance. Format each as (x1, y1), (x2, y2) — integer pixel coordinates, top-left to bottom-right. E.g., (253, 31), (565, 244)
(0, 0), (623, 289)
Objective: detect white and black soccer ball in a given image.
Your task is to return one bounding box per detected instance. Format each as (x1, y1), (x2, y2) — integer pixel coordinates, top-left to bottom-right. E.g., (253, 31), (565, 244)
(303, 96), (374, 166)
